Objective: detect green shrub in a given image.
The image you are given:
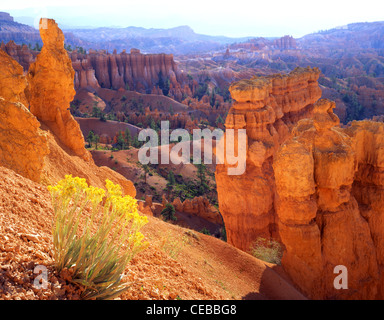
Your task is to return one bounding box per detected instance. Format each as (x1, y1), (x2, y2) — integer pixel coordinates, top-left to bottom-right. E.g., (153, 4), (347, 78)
(250, 238), (282, 265)
(48, 175), (148, 299)
(199, 227), (210, 235)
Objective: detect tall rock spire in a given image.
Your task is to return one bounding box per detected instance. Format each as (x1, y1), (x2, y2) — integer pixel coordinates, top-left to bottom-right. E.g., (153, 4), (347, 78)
(27, 18), (91, 162)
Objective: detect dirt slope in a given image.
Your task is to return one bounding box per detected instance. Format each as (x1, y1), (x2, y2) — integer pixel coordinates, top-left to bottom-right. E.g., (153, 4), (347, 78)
(0, 166), (305, 300)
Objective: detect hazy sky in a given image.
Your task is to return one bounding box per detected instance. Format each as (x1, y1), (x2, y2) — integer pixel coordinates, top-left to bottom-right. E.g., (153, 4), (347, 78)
(2, 0), (384, 38)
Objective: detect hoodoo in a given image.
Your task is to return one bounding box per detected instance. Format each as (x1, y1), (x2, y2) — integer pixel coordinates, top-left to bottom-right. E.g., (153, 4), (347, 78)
(27, 18), (91, 162)
(0, 18), (136, 197)
(215, 67), (322, 252)
(274, 99), (382, 299)
(215, 67), (384, 299)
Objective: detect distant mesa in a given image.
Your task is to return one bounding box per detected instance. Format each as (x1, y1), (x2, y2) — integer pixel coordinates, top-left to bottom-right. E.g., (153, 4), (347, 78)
(0, 12), (13, 22)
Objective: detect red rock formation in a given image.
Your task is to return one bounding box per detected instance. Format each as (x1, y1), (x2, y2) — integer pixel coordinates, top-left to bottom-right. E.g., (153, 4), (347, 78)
(274, 99), (384, 299)
(172, 196), (223, 225)
(0, 19), (136, 197)
(71, 53), (100, 89)
(0, 40), (37, 70)
(216, 67), (384, 298)
(273, 35), (297, 50)
(344, 120), (384, 298)
(70, 48), (190, 101)
(27, 18), (91, 162)
(0, 50), (49, 182)
(215, 67), (322, 252)
(0, 49), (28, 105)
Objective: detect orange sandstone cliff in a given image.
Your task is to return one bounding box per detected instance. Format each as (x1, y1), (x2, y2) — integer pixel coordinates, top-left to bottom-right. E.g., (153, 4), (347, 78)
(0, 50), (49, 182)
(0, 18), (135, 196)
(27, 19), (91, 162)
(215, 67), (322, 251)
(216, 67), (384, 299)
(274, 99), (382, 299)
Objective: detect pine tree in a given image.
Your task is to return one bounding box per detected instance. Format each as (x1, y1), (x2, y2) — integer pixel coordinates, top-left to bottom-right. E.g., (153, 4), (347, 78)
(86, 130), (95, 148)
(196, 163), (209, 196)
(149, 118), (157, 131)
(167, 170), (176, 186)
(94, 134), (100, 150)
(116, 131), (125, 150)
(124, 128), (132, 148)
(141, 164), (150, 184)
(161, 203), (177, 221)
(215, 114), (224, 126)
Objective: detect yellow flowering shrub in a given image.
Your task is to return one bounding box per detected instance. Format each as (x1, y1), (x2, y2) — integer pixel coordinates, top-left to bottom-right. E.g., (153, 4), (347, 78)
(48, 175), (148, 300)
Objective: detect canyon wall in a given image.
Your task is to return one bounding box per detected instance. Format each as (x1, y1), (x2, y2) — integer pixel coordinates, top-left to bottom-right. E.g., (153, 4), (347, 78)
(70, 48), (193, 101)
(2, 41), (195, 103)
(215, 67), (322, 251)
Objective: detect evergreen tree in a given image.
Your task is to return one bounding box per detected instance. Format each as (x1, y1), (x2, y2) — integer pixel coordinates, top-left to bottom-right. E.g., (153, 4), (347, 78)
(116, 131), (125, 150)
(161, 203), (177, 221)
(124, 128), (132, 148)
(94, 134), (100, 150)
(149, 118), (157, 131)
(215, 114), (224, 126)
(86, 130), (95, 147)
(99, 112), (107, 122)
(209, 88), (216, 107)
(196, 163), (209, 196)
(133, 135), (141, 148)
(33, 42), (41, 51)
(141, 164), (150, 184)
(92, 105), (102, 118)
(157, 71), (170, 96)
(167, 170), (176, 186)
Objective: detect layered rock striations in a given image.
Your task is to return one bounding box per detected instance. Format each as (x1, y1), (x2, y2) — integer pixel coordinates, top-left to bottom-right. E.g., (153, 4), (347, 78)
(274, 99), (381, 299)
(70, 48), (191, 101)
(216, 68), (384, 299)
(344, 120), (384, 298)
(3, 40), (195, 103)
(215, 67), (322, 251)
(214, 65), (384, 299)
